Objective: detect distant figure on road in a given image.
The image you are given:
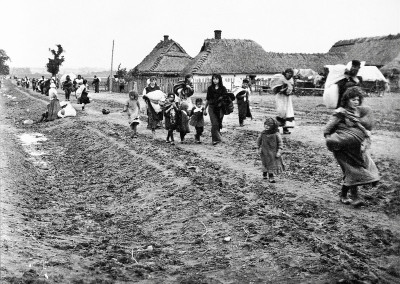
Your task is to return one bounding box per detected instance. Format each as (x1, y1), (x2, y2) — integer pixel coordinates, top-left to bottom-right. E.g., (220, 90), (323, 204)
(76, 79), (90, 110)
(118, 77), (126, 93)
(62, 75), (73, 101)
(92, 75), (100, 93)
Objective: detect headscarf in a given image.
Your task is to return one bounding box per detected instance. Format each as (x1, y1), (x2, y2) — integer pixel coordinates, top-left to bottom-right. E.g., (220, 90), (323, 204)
(263, 117), (279, 134)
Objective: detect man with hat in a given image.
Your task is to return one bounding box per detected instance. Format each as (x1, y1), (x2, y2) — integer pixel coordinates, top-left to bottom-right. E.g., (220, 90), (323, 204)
(335, 60), (363, 108)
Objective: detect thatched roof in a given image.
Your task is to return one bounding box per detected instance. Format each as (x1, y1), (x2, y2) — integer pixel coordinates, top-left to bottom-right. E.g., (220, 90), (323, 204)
(182, 38), (272, 75)
(134, 36), (192, 76)
(182, 37), (345, 75)
(263, 52), (345, 73)
(329, 34), (400, 68)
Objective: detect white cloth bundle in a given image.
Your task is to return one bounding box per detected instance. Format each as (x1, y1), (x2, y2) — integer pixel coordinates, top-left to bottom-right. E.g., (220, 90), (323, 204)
(143, 90), (166, 113)
(58, 101), (77, 118)
(323, 84), (340, 109)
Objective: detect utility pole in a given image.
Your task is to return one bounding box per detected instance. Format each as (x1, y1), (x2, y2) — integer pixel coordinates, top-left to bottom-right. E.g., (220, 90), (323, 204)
(109, 40), (114, 93)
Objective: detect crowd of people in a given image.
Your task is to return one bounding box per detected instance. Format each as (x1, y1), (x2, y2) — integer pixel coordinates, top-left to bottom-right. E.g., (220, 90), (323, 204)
(12, 60), (379, 206)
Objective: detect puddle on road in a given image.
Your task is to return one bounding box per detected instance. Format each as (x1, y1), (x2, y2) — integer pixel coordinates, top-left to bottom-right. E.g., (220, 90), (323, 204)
(19, 133), (48, 146)
(18, 133), (49, 169)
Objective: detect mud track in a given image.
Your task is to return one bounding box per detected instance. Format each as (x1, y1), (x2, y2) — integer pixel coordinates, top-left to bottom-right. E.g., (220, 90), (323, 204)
(1, 81), (400, 283)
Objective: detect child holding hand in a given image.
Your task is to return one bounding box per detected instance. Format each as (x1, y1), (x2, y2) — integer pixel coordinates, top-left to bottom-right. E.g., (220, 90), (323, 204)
(257, 117), (285, 183)
(163, 92), (179, 145)
(189, 98), (206, 143)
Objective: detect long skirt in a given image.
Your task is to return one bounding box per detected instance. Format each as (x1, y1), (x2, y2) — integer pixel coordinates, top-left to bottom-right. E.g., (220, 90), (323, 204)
(208, 105), (223, 142)
(326, 130), (380, 186)
(238, 101), (252, 122)
(146, 102), (163, 130)
(276, 94), (294, 128)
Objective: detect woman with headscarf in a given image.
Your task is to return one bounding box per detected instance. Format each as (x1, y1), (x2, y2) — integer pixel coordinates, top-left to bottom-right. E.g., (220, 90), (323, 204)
(142, 76), (164, 139)
(204, 74), (227, 145)
(39, 88), (62, 122)
(324, 86), (380, 206)
(270, 68), (295, 134)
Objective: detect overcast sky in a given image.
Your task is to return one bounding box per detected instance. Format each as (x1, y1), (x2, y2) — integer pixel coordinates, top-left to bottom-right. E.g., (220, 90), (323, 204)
(1, 0), (399, 71)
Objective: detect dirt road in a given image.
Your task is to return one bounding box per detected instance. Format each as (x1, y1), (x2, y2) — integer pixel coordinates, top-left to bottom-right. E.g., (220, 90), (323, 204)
(1, 81), (399, 283)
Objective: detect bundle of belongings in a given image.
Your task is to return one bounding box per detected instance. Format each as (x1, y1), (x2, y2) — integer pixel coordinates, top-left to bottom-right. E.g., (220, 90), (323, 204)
(323, 61), (365, 109)
(58, 101), (77, 118)
(143, 90), (166, 113)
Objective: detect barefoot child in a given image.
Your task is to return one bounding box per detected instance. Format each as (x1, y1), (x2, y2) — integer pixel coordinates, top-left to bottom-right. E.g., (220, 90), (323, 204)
(190, 98), (206, 143)
(163, 92), (179, 145)
(256, 117), (285, 182)
(123, 91), (141, 138)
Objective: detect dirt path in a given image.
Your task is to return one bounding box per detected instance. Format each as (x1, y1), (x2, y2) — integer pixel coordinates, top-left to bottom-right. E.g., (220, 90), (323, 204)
(1, 82), (400, 283)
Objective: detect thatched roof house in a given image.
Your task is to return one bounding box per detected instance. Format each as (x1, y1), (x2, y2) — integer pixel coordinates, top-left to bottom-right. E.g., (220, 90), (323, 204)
(133, 35), (192, 76)
(181, 30), (272, 76)
(182, 30), (345, 77)
(329, 34), (400, 71)
(263, 52), (345, 74)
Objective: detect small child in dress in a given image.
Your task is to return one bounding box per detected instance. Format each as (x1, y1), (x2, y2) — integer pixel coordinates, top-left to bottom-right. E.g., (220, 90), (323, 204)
(256, 117), (285, 182)
(189, 98), (205, 144)
(178, 102), (191, 143)
(163, 92), (179, 145)
(122, 91), (141, 138)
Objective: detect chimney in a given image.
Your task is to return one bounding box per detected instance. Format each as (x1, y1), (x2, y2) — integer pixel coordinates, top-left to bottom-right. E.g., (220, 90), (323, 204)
(214, 30), (222, 40)
(164, 35), (169, 41)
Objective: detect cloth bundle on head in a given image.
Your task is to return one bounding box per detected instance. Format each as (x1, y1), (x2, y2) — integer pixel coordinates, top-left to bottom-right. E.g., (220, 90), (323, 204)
(264, 117), (279, 134)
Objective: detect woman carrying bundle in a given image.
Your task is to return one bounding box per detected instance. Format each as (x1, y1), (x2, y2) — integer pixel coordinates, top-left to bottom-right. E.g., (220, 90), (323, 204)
(324, 86), (380, 206)
(204, 74), (227, 145)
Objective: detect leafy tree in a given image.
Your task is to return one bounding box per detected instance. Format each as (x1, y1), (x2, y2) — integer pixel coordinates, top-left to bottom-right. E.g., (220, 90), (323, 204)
(46, 44), (65, 76)
(0, 49), (10, 75)
(116, 63), (127, 78)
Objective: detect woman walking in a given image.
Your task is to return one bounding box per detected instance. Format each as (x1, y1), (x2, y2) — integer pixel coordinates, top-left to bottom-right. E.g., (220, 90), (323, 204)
(324, 86), (380, 206)
(271, 68), (295, 134)
(143, 76), (164, 139)
(204, 74), (227, 145)
(62, 75), (73, 101)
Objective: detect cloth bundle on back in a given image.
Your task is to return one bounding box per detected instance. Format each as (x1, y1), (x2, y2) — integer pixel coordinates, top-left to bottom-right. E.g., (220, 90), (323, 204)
(270, 70), (295, 133)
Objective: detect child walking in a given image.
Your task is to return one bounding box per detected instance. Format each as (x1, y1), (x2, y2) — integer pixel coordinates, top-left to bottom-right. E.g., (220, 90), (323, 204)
(163, 92), (179, 145)
(190, 98), (206, 143)
(123, 91), (141, 138)
(256, 117), (285, 182)
(236, 78), (252, 126)
(178, 102), (191, 143)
